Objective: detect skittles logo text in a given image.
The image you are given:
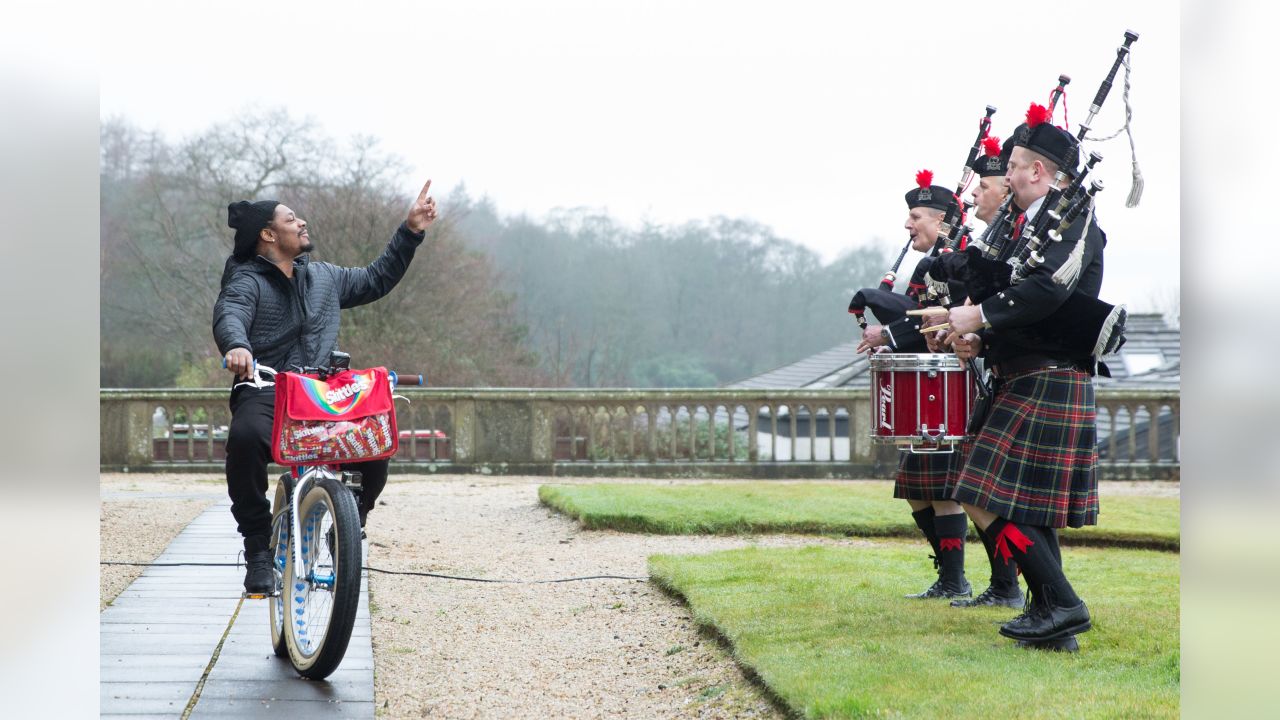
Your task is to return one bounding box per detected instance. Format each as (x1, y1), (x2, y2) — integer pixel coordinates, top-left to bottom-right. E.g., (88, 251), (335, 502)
(302, 373), (374, 416)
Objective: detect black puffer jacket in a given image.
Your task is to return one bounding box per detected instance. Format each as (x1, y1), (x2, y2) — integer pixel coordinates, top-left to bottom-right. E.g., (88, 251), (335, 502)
(213, 222), (425, 374)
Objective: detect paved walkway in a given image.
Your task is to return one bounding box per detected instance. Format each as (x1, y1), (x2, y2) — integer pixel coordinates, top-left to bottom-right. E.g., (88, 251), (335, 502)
(101, 501), (374, 718)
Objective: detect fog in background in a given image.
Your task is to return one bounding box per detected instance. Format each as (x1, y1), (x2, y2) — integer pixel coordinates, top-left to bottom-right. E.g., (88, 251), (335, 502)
(101, 111), (890, 387)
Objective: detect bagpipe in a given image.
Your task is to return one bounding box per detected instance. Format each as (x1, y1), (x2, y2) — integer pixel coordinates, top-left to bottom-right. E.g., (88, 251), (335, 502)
(931, 173), (1129, 368)
(995, 178), (1127, 362)
(928, 33), (1141, 365)
(847, 106), (994, 330)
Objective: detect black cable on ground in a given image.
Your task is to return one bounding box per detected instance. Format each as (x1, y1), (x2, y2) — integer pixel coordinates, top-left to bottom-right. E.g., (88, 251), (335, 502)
(365, 565), (646, 583)
(100, 560), (646, 584)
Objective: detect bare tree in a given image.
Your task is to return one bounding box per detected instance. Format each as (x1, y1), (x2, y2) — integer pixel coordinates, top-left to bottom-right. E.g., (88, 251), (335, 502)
(101, 110), (546, 387)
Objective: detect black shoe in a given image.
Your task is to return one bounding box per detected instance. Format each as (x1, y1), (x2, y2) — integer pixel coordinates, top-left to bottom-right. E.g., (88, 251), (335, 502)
(996, 588), (1040, 631)
(242, 535), (274, 594)
(906, 577), (972, 599)
(951, 585), (1025, 608)
(905, 578), (941, 599)
(999, 599), (1091, 641)
(1017, 635), (1080, 653)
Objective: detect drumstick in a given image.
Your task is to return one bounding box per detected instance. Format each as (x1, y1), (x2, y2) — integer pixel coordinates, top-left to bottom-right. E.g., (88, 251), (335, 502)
(920, 323), (950, 334)
(906, 307), (950, 316)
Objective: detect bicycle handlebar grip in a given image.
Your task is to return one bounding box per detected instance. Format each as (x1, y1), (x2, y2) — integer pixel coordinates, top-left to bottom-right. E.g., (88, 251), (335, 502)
(390, 371), (426, 387)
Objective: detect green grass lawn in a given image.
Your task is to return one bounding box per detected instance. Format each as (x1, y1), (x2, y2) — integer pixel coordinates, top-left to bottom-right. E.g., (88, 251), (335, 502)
(539, 482), (1179, 549)
(650, 543), (1179, 719)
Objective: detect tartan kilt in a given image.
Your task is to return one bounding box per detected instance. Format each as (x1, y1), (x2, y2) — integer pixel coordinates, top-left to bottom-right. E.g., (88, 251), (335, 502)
(951, 368), (1099, 528)
(894, 443), (969, 501)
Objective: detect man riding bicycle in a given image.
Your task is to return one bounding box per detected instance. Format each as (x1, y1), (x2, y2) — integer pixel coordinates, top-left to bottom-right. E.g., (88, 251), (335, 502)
(213, 179), (438, 593)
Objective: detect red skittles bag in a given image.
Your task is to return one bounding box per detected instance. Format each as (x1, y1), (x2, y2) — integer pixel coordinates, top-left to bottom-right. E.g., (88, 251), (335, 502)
(271, 367), (398, 465)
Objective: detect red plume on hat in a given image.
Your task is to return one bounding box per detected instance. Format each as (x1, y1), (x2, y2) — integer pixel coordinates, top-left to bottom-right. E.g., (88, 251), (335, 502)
(915, 169), (933, 189)
(982, 136), (1002, 157)
(1025, 103), (1049, 128)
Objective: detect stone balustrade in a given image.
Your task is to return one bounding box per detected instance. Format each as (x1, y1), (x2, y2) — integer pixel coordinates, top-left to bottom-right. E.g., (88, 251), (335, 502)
(101, 388), (1179, 480)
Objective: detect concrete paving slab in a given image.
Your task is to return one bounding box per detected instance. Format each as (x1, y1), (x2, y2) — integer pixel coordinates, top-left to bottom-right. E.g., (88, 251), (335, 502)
(119, 575), (241, 583)
(111, 592), (244, 601)
(105, 597), (242, 609)
(199, 656), (373, 681)
(101, 665), (211, 684)
(195, 678), (368, 703)
(100, 623), (230, 635)
(101, 681), (195, 702)
(97, 697), (191, 715)
(189, 699), (374, 719)
(100, 636), (223, 655)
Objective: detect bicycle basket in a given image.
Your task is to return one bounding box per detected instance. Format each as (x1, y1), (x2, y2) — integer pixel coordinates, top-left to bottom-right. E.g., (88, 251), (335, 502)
(271, 367), (398, 465)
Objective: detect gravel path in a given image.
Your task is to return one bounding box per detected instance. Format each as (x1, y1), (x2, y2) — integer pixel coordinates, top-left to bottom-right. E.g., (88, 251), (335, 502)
(366, 477), (892, 719)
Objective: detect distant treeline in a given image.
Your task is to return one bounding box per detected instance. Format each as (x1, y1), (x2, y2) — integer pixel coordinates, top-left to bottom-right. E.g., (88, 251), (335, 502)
(101, 110), (890, 388)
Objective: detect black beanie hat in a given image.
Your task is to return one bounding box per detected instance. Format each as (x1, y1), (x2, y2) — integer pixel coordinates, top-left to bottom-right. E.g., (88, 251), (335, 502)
(227, 200), (280, 260)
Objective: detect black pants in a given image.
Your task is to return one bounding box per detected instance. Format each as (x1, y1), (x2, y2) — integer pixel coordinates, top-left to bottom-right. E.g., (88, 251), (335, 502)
(225, 387), (389, 539)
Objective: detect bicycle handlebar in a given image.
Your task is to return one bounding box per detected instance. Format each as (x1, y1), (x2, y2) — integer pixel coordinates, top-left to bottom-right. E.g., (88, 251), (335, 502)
(224, 352), (427, 388)
(283, 365), (427, 388)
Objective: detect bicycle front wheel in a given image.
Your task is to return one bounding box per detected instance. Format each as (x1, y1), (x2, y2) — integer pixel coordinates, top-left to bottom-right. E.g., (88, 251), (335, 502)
(284, 475), (362, 680)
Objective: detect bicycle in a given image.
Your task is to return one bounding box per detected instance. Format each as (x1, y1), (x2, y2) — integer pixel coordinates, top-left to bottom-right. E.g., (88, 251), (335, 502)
(232, 350), (423, 679)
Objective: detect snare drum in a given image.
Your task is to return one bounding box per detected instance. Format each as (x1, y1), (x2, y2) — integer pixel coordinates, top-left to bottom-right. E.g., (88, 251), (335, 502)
(868, 353), (975, 451)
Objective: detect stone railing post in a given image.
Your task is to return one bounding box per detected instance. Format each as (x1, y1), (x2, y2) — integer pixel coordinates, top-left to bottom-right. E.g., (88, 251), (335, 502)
(849, 392), (873, 464)
(531, 400), (555, 463)
(100, 396), (154, 468)
(471, 395), (535, 466)
(451, 398), (476, 465)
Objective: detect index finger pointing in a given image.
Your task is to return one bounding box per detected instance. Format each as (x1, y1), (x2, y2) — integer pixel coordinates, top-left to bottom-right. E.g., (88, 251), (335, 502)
(417, 179), (433, 202)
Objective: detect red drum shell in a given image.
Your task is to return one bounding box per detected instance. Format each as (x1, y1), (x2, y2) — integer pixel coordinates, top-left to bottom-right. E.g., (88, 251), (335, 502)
(868, 353), (975, 448)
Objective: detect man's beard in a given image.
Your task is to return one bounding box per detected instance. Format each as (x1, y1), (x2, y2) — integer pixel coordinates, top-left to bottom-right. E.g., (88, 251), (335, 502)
(301, 240), (315, 253)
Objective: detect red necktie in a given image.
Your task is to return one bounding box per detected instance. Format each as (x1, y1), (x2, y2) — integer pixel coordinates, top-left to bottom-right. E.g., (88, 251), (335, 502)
(1012, 212), (1026, 238)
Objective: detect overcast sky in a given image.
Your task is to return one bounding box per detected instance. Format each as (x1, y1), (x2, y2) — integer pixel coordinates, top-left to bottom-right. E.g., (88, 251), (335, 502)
(100, 0), (1179, 312)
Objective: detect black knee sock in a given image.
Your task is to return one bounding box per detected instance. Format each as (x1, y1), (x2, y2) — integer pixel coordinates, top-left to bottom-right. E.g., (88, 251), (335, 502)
(1045, 527), (1062, 565)
(934, 512), (968, 587)
(985, 518), (1081, 608)
(975, 521), (1020, 594)
(911, 507), (941, 564)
